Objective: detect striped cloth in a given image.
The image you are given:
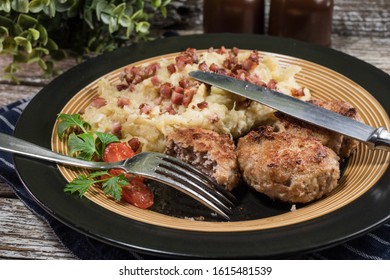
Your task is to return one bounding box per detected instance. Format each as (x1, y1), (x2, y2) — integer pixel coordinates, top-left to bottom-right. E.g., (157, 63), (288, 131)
(1, 99), (390, 260)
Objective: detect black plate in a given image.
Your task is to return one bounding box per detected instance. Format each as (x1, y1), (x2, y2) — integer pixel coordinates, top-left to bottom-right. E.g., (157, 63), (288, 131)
(14, 34), (390, 258)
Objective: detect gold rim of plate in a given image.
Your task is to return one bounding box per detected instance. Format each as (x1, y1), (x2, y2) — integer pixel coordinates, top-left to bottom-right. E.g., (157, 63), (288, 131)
(51, 50), (390, 233)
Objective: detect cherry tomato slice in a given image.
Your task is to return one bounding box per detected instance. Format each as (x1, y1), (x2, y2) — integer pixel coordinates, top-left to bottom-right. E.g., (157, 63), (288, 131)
(103, 142), (134, 163)
(121, 177), (154, 209)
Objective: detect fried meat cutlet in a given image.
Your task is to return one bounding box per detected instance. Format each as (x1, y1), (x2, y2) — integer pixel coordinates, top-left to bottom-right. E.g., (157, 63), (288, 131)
(165, 128), (240, 191)
(237, 126), (340, 203)
(274, 99), (363, 158)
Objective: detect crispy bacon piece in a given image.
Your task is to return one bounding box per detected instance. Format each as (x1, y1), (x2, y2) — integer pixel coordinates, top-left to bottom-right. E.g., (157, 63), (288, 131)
(175, 48), (199, 70)
(167, 63), (176, 75)
(183, 87), (196, 107)
(117, 97), (130, 108)
(171, 90), (184, 105)
(267, 79), (277, 90)
(120, 62), (161, 85)
(197, 101), (208, 109)
(198, 62), (209, 71)
(291, 88), (305, 97)
(128, 137), (141, 152)
(90, 96), (107, 108)
(139, 103), (152, 114)
(159, 82), (173, 99)
(110, 122), (122, 138)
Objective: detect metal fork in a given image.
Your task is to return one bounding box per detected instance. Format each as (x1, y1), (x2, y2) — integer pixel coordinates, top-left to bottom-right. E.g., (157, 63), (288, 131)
(0, 133), (236, 220)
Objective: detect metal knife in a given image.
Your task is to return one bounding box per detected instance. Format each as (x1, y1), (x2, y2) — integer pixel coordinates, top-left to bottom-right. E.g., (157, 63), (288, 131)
(189, 70), (390, 151)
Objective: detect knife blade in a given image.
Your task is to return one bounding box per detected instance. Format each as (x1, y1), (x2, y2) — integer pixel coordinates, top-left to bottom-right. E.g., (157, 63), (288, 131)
(189, 71), (390, 151)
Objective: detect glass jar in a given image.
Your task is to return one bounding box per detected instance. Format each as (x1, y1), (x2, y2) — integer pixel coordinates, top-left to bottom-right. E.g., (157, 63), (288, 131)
(203, 0), (265, 34)
(268, 0), (334, 46)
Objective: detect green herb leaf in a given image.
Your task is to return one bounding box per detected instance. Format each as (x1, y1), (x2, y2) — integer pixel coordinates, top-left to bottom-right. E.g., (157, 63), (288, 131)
(64, 173), (95, 197)
(67, 132), (96, 160)
(95, 131), (119, 158)
(57, 113), (90, 138)
(102, 174), (127, 201)
(64, 171), (128, 201)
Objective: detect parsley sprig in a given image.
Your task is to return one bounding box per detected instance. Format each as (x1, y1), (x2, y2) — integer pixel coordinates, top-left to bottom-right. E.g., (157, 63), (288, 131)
(57, 113), (127, 200)
(64, 171), (128, 201)
(57, 114), (119, 161)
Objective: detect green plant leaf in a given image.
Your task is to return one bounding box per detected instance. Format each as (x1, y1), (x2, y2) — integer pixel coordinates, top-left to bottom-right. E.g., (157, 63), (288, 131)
(0, 26), (9, 38)
(28, 28), (40, 40)
(11, 0), (29, 13)
(118, 14), (130, 27)
(17, 14), (38, 29)
(67, 132), (96, 160)
(135, 21), (150, 34)
(130, 9), (143, 20)
(151, 0), (162, 8)
(102, 174), (126, 201)
(36, 24), (48, 45)
(14, 36), (32, 53)
(95, 131), (119, 158)
(57, 113), (90, 138)
(112, 2), (125, 17)
(42, 0), (55, 17)
(0, 0), (11, 13)
(28, 0), (45, 13)
(37, 57), (47, 70)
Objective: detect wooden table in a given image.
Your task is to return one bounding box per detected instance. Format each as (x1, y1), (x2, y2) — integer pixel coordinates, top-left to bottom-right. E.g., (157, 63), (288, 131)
(1, 34), (390, 259)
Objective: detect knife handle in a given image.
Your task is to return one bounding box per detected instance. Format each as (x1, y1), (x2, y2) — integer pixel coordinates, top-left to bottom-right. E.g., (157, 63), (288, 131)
(369, 127), (390, 151)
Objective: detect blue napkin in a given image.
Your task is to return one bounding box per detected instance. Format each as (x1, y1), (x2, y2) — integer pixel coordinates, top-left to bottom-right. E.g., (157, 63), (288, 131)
(1, 99), (390, 260)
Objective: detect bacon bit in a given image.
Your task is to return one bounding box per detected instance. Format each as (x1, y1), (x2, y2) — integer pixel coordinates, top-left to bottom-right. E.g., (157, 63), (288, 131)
(166, 104), (177, 115)
(167, 63), (176, 75)
(246, 74), (266, 87)
(151, 75), (160, 86)
(173, 86), (184, 94)
(128, 137), (141, 152)
(90, 96), (107, 108)
(120, 63), (161, 86)
(217, 68), (229, 76)
(116, 84), (128, 91)
(182, 87), (196, 107)
(242, 59), (254, 71)
(198, 61), (209, 71)
(209, 114), (220, 124)
(111, 122), (122, 138)
(267, 79), (277, 90)
(291, 88), (305, 97)
(175, 48), (199, 70)
(231, 47), (240, 56)
(117, 97), (130, 108)
(236, 99), (252, 110)
(154, 96), (163, 105)
(197, 101), (208, 109)
(159, 82), (173, 99)
(209, 63), (219, 72)
(216, 46), (227, 54)
(139, 103), (152, 114)
(171, 90), (184, 105)
(178, 79), (189, 88)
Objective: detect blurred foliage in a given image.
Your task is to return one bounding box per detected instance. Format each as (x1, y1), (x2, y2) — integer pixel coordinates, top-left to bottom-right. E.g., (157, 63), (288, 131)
(0, 0), (170, 83)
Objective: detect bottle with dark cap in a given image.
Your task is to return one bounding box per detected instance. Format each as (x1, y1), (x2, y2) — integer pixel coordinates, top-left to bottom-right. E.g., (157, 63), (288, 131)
(268, 0), (334, 46)
(203, 0), (265, 34)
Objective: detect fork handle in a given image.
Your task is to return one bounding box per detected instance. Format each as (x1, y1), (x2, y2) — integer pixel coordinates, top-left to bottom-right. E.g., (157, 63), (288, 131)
(0, 132), (113, 170)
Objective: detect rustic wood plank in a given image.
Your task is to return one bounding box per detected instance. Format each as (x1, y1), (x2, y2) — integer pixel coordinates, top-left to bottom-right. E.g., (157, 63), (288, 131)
(0, 181), (16, 198)
(0, 198), (75, 259)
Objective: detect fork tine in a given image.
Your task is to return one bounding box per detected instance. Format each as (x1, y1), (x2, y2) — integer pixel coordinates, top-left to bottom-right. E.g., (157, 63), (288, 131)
(157, 154), (237, 207)
(155, 164), (233, 213)
(151, 167), (232, 220)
